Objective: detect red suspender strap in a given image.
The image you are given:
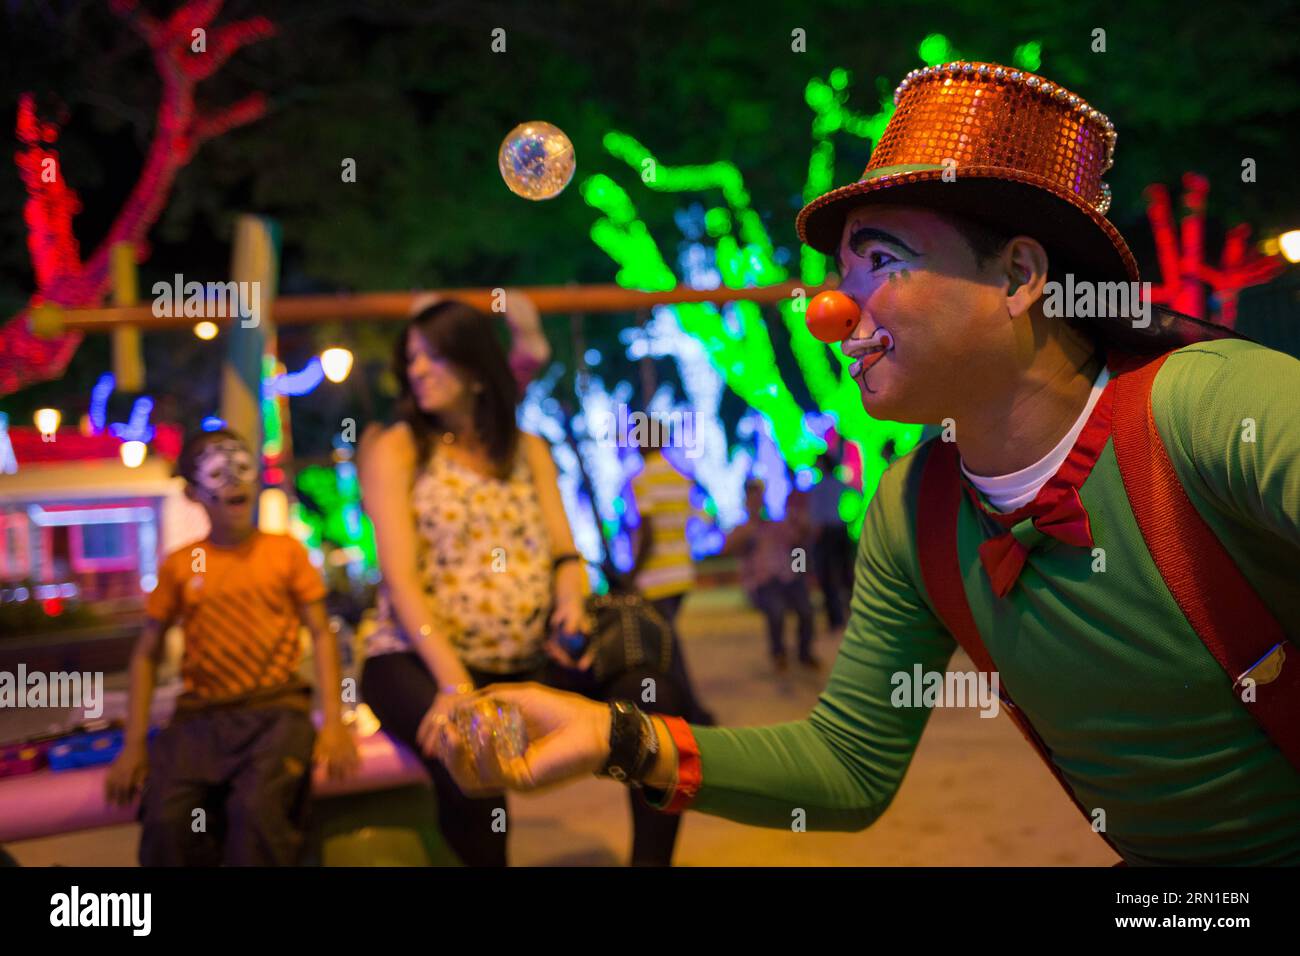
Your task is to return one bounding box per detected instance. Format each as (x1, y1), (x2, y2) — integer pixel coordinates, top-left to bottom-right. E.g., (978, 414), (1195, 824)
(916, 440), (1122, 854)
(1111, 351), (1300, 774)
(917, 442), (996, 671)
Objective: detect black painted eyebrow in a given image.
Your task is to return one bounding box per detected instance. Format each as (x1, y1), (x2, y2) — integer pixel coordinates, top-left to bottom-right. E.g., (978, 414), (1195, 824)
(846, 227), (919, 257)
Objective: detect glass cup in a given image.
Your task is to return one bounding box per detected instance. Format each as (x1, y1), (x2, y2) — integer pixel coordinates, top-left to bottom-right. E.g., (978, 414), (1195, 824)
(453, 697), (528, 780)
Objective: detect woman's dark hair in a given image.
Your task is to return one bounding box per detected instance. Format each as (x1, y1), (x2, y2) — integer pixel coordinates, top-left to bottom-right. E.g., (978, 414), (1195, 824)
(392, 300), (520, 471)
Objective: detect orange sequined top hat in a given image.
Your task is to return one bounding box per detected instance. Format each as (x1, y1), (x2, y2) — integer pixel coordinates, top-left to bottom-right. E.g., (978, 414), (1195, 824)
(796, 61), (1252, 352)
(797, 61), (1137, 284)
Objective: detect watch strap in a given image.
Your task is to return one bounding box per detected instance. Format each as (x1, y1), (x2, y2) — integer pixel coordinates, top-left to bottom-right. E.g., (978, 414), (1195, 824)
(599, 700), (647, 783)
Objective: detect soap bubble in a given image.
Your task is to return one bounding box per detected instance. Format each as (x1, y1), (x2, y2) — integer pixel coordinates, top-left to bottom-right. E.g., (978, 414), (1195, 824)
(498, 121), (576, 200)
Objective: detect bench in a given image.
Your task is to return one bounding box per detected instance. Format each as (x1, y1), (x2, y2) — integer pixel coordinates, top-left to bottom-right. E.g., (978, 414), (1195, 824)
(0, 724), (430, 844)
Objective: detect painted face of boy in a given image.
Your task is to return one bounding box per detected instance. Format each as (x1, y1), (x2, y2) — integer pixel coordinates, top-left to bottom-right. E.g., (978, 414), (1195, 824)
(190, 439), (258, 528)
(194, 439), (256, 494)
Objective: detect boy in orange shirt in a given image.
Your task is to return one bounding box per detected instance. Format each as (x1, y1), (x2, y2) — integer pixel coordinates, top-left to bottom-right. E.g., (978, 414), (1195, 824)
(105, 429), (358, 865)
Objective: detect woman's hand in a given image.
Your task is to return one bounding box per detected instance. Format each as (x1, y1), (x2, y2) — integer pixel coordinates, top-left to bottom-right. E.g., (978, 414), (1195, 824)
(435, 683), (611, 794)
(548, 591), (588, 638)
(550, 561), (589, 625)
(543, 630), (596, 671)
(546, 563), (594, 669)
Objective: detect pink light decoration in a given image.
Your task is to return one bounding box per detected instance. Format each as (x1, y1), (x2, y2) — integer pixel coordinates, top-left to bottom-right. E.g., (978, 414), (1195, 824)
(0, 0), (275, 396)
(1143, 173), (1285, 328)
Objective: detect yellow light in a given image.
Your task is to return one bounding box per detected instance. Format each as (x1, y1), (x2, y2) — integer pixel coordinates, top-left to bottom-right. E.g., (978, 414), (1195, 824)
(120, 441), (147, 468)
(34, 408), (61, 436)
(258, 487), (289, 533)
(320, 348), (354, 383)
(194, 321), (218, 340)
(1278, 230), (1300, 264)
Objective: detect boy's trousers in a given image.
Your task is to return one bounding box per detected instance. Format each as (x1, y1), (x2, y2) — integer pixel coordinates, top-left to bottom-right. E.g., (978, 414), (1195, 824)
(139, 706), (315, 866)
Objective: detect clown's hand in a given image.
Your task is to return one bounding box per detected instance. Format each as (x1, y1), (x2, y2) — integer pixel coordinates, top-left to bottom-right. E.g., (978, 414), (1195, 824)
(501, 288), (550, 367)
(436, 683), (610, 794)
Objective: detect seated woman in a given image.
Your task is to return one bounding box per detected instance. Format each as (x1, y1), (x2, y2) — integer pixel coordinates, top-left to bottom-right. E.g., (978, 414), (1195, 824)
(358, 296), (689, 866)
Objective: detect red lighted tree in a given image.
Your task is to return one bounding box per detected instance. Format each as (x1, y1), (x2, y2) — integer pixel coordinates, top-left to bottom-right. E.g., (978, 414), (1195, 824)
(0, 0), (275, 397)
(1144, 172), (1285, 329)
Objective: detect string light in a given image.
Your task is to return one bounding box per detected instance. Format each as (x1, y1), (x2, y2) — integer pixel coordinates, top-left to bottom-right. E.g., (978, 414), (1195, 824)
(34, 408), (61, 437)
(320, 348), (354, 383)
(108, 397), (155, 444)
(1279, 231), (1300, 263)
(265, 357), (325, 398)
(120, 440), (147, 468)
(89, 373), (114, 433)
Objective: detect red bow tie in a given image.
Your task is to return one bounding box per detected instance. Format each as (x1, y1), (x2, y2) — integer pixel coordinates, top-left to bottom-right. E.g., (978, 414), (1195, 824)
(974, 485), (1094, 598)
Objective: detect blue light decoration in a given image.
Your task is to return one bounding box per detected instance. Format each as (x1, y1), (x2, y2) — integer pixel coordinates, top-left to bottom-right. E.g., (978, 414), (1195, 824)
(89, 373), (115, 434)
(622, 305), (752, 532)
(686, 517), (725, 558)
(201, 416), (226, 432)
(108, 397), (156, 444)
(264, 357), (325, 398)
(0, 413), (17, 475)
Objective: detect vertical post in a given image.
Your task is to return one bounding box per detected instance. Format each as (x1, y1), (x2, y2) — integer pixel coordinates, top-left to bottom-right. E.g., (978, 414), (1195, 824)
(635, 308), (657, 406)
(110, 242), (144, 392)
(223, 215), (281, 528)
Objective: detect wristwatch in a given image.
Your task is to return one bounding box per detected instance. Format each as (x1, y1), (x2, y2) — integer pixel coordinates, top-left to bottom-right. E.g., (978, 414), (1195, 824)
(598, 700), (657, 786)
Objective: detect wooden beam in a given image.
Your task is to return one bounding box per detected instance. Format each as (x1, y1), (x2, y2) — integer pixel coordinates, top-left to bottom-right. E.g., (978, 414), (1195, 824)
(50, 280), (828, 332)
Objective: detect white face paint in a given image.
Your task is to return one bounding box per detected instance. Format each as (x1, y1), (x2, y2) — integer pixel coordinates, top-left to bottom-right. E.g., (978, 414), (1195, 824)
(193, 440), (257, 497)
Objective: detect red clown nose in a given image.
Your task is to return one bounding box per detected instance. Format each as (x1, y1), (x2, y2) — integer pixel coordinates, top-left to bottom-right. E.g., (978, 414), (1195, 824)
(805, 291), (859, 343)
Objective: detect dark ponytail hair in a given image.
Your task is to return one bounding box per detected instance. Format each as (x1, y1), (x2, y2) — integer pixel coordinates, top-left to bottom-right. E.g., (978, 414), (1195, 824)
(391, 301), (520, 472)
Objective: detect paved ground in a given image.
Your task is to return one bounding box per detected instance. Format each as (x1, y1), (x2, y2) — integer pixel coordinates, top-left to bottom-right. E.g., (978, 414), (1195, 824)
(5, 588), (1118, 866)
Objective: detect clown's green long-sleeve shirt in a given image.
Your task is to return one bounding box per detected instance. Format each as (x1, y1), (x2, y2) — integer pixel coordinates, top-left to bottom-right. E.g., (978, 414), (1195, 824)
(674, 341), (1300, 865)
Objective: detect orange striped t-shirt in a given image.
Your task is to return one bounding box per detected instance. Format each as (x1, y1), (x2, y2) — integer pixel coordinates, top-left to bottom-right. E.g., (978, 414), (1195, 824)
(145, 531), (327, 711)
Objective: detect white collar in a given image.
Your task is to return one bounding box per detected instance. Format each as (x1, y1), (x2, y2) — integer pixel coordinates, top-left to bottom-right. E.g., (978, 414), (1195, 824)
(961, 366), (1110, 513)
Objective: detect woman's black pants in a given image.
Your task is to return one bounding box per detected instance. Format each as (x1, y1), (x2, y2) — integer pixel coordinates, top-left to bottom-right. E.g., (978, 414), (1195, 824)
(361, 651), (687, 867)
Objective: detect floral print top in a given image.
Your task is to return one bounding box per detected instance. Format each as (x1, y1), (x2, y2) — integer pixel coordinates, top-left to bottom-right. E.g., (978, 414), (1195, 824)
(365, 444), (554, 674)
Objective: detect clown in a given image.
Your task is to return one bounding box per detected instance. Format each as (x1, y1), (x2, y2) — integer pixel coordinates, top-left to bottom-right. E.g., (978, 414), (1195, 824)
(435, 62), (1300, 865)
